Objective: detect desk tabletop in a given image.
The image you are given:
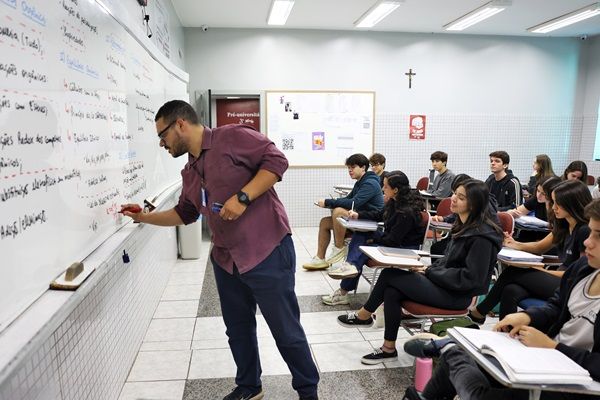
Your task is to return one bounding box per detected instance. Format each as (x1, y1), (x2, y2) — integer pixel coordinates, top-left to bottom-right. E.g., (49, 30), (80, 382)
(447, 328), (600, 397)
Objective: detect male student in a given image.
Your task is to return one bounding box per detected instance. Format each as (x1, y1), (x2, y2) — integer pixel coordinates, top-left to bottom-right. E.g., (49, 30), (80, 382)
(426, 151), (455, 198)
(122, 100), (319, 400)
(303, 153), (384, 270)
(403, 198), (600, 400)
(369, 152), (388, 187)
(485, 150), (523, 211)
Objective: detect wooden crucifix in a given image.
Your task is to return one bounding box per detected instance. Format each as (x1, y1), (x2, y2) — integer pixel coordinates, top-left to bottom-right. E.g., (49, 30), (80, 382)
(405, 68), (416, 89)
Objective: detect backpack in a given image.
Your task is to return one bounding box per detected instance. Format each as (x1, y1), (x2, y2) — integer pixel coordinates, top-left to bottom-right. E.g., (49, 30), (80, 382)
(429, 317), (479, 337)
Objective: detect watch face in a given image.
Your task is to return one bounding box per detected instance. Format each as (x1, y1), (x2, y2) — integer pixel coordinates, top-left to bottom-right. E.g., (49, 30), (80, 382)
(238, 191), (250, 205)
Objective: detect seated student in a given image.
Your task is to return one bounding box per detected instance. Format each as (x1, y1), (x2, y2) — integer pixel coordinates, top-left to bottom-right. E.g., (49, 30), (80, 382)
(526, 154), (556, 198)
(369, 153), (388, 188)
(303, 153), (384, 270)
(593, 177), (600, 199)
(562, 160), (589, 183)
(403, 199), (600, 400)
(470, 179), (592, 322)
(485, 150), (523, 211)
(425, 151), (455, 198)
(336, 180), (503, 365)
(321, 171), (425, 306)
(508, 176), (561, 242)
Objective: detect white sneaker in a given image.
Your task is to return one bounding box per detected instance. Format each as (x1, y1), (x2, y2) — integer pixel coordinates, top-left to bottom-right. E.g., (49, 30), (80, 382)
(322, 289), (349, 305)
(302, 256), (329, 270)
(325, 246), (347, 265)
(327, 262), (359, 279)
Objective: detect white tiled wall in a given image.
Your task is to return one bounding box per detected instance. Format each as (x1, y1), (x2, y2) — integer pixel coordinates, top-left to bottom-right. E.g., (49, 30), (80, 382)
(278, 112), (589, 227)
(0, 204), (179, 400)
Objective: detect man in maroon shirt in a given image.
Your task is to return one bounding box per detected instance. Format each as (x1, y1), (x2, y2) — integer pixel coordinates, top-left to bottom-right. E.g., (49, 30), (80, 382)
(123, 100), (319, 400)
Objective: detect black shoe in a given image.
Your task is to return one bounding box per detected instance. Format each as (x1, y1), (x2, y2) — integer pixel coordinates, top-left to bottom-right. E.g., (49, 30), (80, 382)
(468, 309), (486, 325)
(361, 347), (398, 365)
(299, 395), (318, 400)
(403, 386), (424, 400)
(337, 311), (373, 327)
(223, 386), (264, 400)
(403, 337), (453, 358)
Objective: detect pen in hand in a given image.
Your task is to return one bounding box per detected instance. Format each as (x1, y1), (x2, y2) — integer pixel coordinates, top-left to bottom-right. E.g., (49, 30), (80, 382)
(351, 201), (354, 212)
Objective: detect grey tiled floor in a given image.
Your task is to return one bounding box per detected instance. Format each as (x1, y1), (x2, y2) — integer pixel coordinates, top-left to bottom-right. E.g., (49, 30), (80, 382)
(119, 227), (499, 400)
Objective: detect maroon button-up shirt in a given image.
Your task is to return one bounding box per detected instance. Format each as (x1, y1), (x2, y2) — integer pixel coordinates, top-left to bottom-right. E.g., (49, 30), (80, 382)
(174, 124), (291, 274)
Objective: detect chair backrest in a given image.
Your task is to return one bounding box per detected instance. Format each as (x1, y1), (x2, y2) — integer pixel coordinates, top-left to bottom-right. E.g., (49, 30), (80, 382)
(497, 211), (514, 236)
(436, 197), (452, 217)
(419, 211), (431, 249)
(416, 177), (429, 191)
(587, 175), (595, 186)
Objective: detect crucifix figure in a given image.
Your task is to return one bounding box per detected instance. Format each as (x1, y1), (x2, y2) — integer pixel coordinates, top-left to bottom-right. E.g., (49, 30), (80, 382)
(405, 68), (416, 89)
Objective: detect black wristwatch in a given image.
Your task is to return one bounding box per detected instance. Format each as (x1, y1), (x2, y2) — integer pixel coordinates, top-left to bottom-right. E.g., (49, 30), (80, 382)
(237, 190), (251, 206)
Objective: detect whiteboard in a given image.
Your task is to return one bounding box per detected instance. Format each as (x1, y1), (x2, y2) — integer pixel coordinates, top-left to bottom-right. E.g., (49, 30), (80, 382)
(0, 0), (187, 331)
(266, 91), (375, 167)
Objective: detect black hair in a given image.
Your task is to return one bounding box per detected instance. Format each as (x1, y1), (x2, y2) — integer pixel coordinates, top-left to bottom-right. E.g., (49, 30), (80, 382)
(345, 154), (369, 170)
(430, 151), (448, 163)
(489, 151), (510, 165)
(450, 173), (472, 192)
(383, 171), (424, 222)
(561, 160), (588, 183)
(452, 179), (502, 238)
(155, 100), (199, 125)
(551, 180), (592, 245)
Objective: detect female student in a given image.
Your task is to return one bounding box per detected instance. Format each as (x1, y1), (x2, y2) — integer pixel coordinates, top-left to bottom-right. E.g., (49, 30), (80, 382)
(322, 171), (425, 306)
(526, 154), (556, 196)
(470, 179), (592, 321)
(336, 179), (503, 364)
(562, 160), (588, 183)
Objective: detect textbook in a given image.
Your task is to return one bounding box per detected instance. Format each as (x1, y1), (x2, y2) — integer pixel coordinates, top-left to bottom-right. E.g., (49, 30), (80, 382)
(336, 217), (378, 231)
(450, 327), (593, 385)
(378, 247), (430, 259)
(498, 248), (543, 263)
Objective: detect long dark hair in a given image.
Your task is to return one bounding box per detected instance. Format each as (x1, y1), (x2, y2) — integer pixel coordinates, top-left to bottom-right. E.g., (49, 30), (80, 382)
(452, 179), (502, 238)
(551, 180), (592, 245)
(540, 176), (562, 228)
(561, 160), (588, 183)
(383, 171), (424, 221)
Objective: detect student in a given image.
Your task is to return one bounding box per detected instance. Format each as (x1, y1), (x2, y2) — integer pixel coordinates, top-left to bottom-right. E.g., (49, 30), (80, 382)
(426, 151), (455, 198)
(321, 171), (425, 306)
(122, 100), (319, 400)
(526, 154), (556, 196)
(471, 179), (592, 321)
(562, 160), (589, 183)
(485, 150), (523, 211)
(403, 198), (600, 400)
(335, 180), (502, 365)
(593, 177), (600, 199)
(303, 154), (384, 270)
(369, 153), (388, 187)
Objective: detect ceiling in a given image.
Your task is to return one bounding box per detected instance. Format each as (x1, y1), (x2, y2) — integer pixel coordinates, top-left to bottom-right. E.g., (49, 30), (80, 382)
(172, 0), (600, 38)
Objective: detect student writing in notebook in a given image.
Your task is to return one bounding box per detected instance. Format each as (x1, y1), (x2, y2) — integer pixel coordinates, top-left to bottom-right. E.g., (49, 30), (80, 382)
(336, 180), (502, 365)
(321, 171), (425, 306)
(402, 198), (600, 400)
(471, 179), (592, 322)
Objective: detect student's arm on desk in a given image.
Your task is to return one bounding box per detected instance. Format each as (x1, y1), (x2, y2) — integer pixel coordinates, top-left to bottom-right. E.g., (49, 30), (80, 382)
(504, 232), (554, 254)
(125, 208), (184, 226)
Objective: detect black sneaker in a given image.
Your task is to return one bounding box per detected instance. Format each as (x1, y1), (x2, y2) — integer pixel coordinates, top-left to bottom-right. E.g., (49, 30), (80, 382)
(361, 347), (398, 365)
(337, 311), (373, 327)
(468, 309), (486, 325)
(403, 337), (454, 358)
(223, 386), (264, 400)
(403, 386), (424, 400)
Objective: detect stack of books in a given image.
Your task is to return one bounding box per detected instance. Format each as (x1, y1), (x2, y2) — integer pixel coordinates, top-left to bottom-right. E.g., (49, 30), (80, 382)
(498, 248), (543, 263)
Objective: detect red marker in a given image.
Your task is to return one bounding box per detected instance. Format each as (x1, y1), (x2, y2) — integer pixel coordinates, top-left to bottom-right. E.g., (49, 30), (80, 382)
(119, 205), (142, 214)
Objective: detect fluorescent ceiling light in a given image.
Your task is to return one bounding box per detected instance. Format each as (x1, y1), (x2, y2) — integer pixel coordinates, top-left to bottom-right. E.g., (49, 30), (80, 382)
(354, 0), (403, 29)
(267, 0), (295, 26)
(527, 2), (600, 34)
(444, 0), (511, 31)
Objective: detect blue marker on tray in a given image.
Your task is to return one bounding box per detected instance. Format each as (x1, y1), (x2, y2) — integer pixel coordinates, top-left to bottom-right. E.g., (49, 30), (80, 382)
(211, 202), (223, 213)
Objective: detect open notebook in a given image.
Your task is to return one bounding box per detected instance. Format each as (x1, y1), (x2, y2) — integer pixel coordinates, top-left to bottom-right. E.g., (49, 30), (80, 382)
(450, 327), (593, 385)
(498, 248), (543, 262)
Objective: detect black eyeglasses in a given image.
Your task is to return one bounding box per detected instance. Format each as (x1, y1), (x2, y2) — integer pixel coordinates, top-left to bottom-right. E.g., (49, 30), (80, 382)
(157, 120), (176, 141)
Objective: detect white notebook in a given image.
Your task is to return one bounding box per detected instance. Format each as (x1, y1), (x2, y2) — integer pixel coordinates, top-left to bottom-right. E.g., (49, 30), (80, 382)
(498, 248), (543, 262)
(451, 327), (592, 385)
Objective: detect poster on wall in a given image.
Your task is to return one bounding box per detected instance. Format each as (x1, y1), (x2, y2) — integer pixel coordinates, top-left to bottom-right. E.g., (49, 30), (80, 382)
(216, 99), (260, 130)
(409, 115), (426, 140)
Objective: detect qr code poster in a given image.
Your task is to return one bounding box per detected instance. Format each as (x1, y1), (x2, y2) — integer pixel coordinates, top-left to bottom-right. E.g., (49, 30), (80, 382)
(312, 132), (325, 150)
(409, 115), (426, 140)
(282, 134), (295, 151)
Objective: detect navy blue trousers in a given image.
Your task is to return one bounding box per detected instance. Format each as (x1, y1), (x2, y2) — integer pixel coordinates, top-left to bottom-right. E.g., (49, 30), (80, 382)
(212, 235), (319, 397)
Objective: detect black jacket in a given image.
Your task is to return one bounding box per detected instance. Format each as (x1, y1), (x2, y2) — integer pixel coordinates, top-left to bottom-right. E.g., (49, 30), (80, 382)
(358, 205), (425, 248)
(485, 172), (523, 212)
(526, 257), (600, 381)
(425, 222), (502, 296)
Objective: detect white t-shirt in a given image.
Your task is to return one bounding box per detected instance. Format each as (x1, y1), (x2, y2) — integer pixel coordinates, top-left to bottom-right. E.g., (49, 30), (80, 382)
(555, 269), (600, 351)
